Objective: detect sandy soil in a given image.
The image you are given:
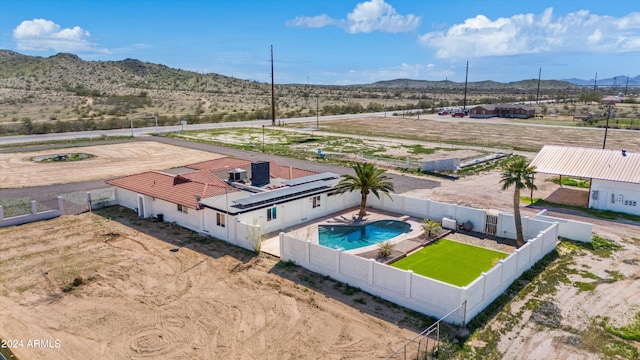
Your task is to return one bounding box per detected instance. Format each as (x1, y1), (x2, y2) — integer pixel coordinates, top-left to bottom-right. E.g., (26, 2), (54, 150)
(0, 207), (419, 359)
(0, 141), (223, 188)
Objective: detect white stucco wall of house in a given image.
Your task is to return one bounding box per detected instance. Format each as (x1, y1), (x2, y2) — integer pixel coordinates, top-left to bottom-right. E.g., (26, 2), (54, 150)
(589, 179), (640, 216)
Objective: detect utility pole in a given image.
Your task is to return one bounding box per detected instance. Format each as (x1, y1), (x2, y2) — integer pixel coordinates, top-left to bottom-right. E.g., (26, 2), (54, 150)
(316, 94), (319, 129)
(625, 75), (629, 96)
(417, 90), (421, 120)
(603, 103), (611, 149)
(463, 61), (469, 110)
(593, 72), (598, 96)
(535, 67), (542, 104)
(271, 45), (276, 126)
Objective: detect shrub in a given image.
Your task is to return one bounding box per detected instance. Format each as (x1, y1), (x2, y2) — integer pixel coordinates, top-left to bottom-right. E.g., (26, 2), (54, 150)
(377, 241), (393, 258)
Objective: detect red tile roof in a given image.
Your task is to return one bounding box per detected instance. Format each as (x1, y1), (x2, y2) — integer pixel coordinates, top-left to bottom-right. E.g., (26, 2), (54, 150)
(186, 157), (252, 171)
(106, 170), (237, 209)
(185, 157), (317, 181)
(269, 161), (317, 180)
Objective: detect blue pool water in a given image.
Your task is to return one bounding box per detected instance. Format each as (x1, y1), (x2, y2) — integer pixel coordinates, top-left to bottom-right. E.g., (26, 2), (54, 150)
(318, 220), (411, 251)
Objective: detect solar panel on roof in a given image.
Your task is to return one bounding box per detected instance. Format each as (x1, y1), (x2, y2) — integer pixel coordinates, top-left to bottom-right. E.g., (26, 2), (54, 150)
(282, 172), (339, 186)
(233, 181), (330, 208)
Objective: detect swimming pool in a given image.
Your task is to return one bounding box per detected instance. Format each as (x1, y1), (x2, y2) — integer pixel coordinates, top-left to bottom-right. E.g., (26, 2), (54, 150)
(318, 220), (411, 251)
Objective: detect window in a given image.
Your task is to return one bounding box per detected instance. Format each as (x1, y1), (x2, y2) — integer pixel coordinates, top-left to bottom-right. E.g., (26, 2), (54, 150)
(177, 204), (188, 214)
(216, 213), (226, 227)
(312, 195), (321, 208)
(266, 207), (277, 221)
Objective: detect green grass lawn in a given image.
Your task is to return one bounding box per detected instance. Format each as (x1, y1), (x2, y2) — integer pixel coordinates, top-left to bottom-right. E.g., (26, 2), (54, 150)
(392, 239), (509, 287)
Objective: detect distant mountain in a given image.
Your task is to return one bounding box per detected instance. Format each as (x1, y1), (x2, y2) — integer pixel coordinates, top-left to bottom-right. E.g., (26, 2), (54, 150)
(363, 78), (578, 91)
(562, 75), (640, 87)
(0, 50), (585, 92)
(0, 49), (263, 94)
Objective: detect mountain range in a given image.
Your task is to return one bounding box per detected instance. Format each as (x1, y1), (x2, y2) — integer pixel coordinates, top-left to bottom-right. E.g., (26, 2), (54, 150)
(562, 75), (640, 87)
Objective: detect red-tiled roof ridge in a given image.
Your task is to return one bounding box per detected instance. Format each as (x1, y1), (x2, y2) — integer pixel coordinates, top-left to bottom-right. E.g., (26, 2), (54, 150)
(186, 157), (252, 171)
(106, 170), (238, 210)
(269, 161), (317, 180)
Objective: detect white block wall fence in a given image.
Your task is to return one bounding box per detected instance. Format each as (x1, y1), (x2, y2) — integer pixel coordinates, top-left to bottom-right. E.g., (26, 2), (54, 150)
(0, 197), (64, 228)
(534, 209), (592, 242)
(280, 193), (565, 324)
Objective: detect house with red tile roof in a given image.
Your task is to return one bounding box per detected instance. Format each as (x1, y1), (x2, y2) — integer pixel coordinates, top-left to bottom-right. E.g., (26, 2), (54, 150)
(185, 157), (316, 182)
(106, 170), (240, 232)
(106, 157), (353, 249)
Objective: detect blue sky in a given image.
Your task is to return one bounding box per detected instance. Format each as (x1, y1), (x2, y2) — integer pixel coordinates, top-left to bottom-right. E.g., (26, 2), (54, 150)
(2, 1), (640, 85)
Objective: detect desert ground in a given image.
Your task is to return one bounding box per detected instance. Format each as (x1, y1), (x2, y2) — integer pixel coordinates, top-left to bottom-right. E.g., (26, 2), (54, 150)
(0, 141), (222, 188)
(1, 122), (640, 359)
(0, 207), (422, 359)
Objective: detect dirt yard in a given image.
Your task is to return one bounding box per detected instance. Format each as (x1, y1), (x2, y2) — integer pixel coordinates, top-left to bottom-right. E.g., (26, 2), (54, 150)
(0, 207), (420, 359)
(0, 141), (223, 188)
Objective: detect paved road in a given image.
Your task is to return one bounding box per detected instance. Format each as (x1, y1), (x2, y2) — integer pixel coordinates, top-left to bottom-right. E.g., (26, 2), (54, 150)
(0, 112), (392, 146)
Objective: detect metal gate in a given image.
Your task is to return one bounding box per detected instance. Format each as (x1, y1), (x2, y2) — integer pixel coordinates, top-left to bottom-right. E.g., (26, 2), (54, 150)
(484, 213), (498, 236)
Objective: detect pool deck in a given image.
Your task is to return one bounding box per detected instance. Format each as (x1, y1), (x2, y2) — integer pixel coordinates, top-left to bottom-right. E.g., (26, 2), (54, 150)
(260, 207), (424, 257)
(260, 207), (516, 259)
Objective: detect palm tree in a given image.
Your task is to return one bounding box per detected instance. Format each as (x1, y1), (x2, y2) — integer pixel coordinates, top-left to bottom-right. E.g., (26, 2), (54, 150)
(421, 219), (442, 239)
(500, 156), (537, 247)
(334, 163), (394, 217)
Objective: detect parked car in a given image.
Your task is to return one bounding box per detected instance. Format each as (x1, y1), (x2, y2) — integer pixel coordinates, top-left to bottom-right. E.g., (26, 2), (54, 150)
(438, 109), (450, 115)
(451, 111), (465, 117)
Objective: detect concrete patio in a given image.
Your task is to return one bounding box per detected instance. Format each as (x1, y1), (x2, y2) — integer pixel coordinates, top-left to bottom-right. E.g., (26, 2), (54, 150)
(260, 207), (423, 257)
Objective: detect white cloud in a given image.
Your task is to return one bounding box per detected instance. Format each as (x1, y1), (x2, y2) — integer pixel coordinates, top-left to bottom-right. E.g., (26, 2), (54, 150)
(419, 8), (640, 58)
(13, 19), (109, 53)
(287, 14), (336, 28)
(286, 0), (420, 34)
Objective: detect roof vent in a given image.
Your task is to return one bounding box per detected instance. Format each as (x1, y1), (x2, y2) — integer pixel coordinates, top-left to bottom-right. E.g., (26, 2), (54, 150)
(228, 168), (248, 182)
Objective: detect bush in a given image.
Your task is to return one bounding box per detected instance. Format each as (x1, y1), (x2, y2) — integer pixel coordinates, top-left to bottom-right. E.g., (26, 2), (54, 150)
(378, 241), (393, 258)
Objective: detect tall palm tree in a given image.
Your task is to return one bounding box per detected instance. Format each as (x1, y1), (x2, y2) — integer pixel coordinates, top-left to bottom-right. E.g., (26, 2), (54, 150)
(334, 163), (394, 217)
(500, 156), (537, 247)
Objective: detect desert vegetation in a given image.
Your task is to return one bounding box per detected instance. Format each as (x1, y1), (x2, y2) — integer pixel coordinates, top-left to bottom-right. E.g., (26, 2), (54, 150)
(5, 50), (640, 136)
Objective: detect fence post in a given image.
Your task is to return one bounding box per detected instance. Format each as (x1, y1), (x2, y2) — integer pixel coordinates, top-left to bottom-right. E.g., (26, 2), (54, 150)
(405, 270), (413, 298)
(368, 258), (375, 285)
(31, 200), (37, 215)
(279, 232), (285, 259)
(87, 191), (92, 212)
(57, 196), (64, 212)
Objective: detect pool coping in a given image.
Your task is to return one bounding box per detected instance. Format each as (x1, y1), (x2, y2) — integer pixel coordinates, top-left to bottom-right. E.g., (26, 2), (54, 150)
(341, 218), (424, 255)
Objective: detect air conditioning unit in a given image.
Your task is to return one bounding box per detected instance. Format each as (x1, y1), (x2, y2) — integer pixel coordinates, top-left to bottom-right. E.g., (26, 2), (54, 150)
(442, 217), (457, 230)
(228, 168), (248, 182)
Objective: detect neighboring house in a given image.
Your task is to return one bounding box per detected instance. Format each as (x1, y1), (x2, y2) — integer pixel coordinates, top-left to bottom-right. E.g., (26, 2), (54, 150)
(468, 104), (497, 118)
(531, 145), (640, 216)
(495, 104), (535, 118)
(602, 95), (623, 105)
(469, 104), (535, 119)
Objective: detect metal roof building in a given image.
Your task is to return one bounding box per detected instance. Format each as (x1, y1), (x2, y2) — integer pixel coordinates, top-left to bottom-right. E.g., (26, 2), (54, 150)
(530, 145), (640, 184)
(531, 145), (640, 215)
